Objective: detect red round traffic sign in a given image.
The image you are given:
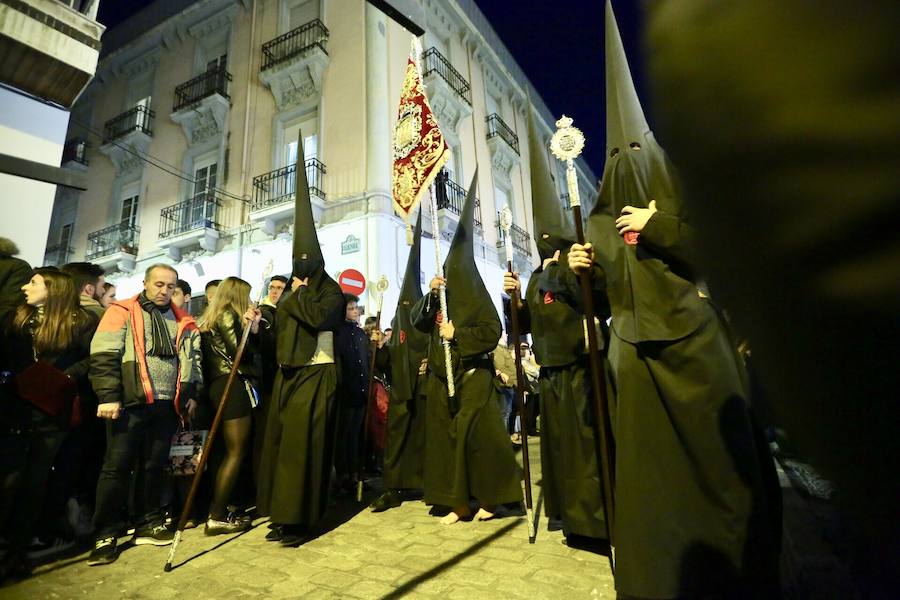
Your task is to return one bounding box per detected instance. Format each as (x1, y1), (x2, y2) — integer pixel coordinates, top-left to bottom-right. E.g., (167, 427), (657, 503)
(338, 269), (366, 295)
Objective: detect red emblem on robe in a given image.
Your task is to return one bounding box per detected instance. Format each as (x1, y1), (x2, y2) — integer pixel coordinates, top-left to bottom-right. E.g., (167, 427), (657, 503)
(544, 291), (555, 304)
(399, 329), (407, 344)
(624, 231), (640, 245)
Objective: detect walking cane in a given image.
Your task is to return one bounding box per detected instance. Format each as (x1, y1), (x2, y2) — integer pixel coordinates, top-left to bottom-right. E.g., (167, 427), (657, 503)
(551, 117), (617, 555)
(499, 207), (537, 544)
(357, 276), (389, 502)
(164, 261), (273, 572)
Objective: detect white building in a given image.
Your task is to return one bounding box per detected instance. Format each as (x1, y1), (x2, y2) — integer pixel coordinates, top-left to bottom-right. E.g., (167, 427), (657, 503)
(45, 0), (596, 325)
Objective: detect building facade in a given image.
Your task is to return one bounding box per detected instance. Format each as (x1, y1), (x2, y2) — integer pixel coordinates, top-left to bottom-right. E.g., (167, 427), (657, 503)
(45, 0), (596, 323)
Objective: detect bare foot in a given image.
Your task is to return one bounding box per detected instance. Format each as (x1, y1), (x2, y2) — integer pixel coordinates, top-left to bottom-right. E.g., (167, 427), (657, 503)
(475, 506), (496, 521)
(440, 506), (470, 525)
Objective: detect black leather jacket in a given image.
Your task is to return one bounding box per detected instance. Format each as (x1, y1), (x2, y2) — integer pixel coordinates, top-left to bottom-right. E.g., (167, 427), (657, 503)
(200, 309), (260, 382)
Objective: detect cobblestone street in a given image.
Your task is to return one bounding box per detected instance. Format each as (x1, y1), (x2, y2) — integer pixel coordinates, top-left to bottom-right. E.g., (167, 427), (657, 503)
(3, 438), (616, 599)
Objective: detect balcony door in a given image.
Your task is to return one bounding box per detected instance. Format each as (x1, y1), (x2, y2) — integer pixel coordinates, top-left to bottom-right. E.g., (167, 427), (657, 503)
(186, 157), (218, 228)
(282, 114), (318, 197)
(282, 0), (320, 34)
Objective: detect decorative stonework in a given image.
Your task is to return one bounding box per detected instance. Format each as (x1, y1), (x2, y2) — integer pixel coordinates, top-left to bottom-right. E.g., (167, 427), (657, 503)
(422, 73), (471, 146)
(186, 4), (238, 39)
(116, 48), (160, 78)
(99, 131), (151, 176)
(170, 94), (230, 146)
(486, 135), (519, 183)
(259, 49), (329, 112)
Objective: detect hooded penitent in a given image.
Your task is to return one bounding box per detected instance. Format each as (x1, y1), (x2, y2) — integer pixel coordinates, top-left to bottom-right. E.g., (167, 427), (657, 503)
(443, 168), (500, 331)
(588, 1), (705, 344)
(389, 210), (429, 403)
(276, 131), (344, 367)
(525, 108), (598, 368)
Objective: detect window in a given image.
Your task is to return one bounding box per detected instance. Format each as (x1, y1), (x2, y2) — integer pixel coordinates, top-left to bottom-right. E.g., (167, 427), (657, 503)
(59, 223), (73, 249)
(284, 0), (320, 32)
(121, 194), (139, 228)
(495, 185), (514, 220)
(207, 54), (227, 72)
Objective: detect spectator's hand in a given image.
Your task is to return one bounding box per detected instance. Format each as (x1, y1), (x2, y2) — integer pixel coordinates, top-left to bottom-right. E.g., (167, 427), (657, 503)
(429, 275), (445, 291)
(244, 307), (262, 333)
(185, 398), (198, 421)
(542, 249), (561, 271)
(616, 200), (657, 234)
(568, 243), (594, 275)
(97, 402), (122, 420)
(439, 320), (455, 341)
(370, 329), (384, 345)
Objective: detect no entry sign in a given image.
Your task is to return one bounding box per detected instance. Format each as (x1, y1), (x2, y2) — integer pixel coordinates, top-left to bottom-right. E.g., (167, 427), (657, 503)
(338, 269), (366, 295)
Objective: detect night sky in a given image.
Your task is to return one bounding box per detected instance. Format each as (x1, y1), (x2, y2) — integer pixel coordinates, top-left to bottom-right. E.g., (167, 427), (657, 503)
(98, 0), (647, 176)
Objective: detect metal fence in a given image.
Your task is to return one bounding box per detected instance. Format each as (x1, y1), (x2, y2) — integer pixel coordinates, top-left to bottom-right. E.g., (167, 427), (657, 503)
(421, 47), (472, 105)
(103, 106), (153, 143)
(173, 65), (232, 112)
(86, 223), (140, 260)
(485, 113), (519, 155)
(261, 19), (329, 71)
(159, 193), (222, 239)
(251, 159), (326, 211)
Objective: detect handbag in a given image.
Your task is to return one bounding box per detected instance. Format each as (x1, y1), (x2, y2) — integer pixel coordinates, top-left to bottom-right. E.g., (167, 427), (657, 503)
(169, 426), (209, 476)
(14, 360), (80, 426)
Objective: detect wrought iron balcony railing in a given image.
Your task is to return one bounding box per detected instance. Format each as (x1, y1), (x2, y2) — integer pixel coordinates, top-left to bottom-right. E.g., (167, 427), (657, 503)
(44, 244), (74, 266)
(86, 223), (140, 260)
(173, 65), (232, 112)
(261, 19), (329, 71)
(251, 159), (326, 211)
(62, 138), (89, 166)
(159, 192), (223, 239)
(485, 113), (519, 155)
(496, 212), (531, 256)
(103, 105), (154, 143)
(421, 47), (472, 106)
(434, 170), (481, 228)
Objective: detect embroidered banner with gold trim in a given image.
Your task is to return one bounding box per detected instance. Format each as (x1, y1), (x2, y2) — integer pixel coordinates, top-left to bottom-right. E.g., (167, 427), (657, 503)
(392, 39), (450, 227)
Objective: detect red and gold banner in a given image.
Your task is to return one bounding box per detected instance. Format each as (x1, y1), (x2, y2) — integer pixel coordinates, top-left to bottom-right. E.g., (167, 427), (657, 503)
(392, 39), (450, 226)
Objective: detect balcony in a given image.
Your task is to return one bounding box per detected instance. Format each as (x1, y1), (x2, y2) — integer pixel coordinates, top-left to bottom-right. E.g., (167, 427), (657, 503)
(85, 223), (140, 272)
(249, 159), (326, 235)
(0, 0), (103, 108)
(259, 19), (330, 111)
(485, 113), (520, 181)
(171, 66), (231, 145)
(157, 193), (223, 261)
(99, 106), (153, 174)
(496, 213), (533, 273)
(420, 48), (472, 141)
(44, 244), (73, 267)
(61, 138), (89, 170)
(434, 170), (481, 239)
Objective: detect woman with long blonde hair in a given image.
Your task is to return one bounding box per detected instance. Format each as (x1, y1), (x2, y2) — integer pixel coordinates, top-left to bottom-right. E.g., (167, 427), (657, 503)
(1, 268), (97, 580)
(198, 277), (261, 535)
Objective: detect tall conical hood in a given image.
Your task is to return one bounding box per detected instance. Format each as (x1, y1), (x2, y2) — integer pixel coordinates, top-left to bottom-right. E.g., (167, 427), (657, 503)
(444, 169), (497, 325)
(291, 131), (326, 279)
(527, 108), (575, 260)
(389, 210), (429, 403)
(595, 0), (680, 217)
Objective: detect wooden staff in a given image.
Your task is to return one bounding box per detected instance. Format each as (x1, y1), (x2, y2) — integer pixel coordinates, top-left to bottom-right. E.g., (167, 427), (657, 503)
(357, 276), (389, 502)
(164, 261), (273, 572)
(499, 207), (536, 544)
(550, 116), (616, 548)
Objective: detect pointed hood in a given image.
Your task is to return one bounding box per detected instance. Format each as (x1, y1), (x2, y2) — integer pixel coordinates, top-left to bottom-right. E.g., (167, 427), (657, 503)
(528, 109), (575, 260)
(595, 0), (680, 217)
(444, 169), (498, 325)
(389, 210), (429, 403)
(291, 131), (327, 280)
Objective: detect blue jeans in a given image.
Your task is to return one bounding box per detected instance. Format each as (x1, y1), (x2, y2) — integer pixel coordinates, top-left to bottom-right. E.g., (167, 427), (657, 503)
(93, 401), (179, 538)
(498, 388), (515, 434)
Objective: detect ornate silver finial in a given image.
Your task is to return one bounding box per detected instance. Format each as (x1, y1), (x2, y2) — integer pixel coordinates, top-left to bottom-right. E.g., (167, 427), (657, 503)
(375, 275), (389, 294)
(499, 205), (513, 234)
(550, 115), (585, 162)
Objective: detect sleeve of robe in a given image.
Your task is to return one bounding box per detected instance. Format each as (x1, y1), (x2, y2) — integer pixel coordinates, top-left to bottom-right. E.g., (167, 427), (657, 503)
(411, 290), (438, 333)
(281, 285), (345, 331)
(453, 314), (501, 358)
(639, 210), (699, 272)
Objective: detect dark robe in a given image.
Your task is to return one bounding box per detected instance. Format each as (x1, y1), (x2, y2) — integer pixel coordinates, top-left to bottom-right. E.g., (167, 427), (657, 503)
(256, 279), (345, 527)
(376, 345), (427, 491)
(577, 213), (780, 598)
(411, 289), (522, 509)
(518, 258), (610, 540)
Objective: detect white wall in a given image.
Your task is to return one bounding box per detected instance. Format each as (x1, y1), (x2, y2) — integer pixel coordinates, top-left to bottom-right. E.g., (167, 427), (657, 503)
(0, 87), (69, 266)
